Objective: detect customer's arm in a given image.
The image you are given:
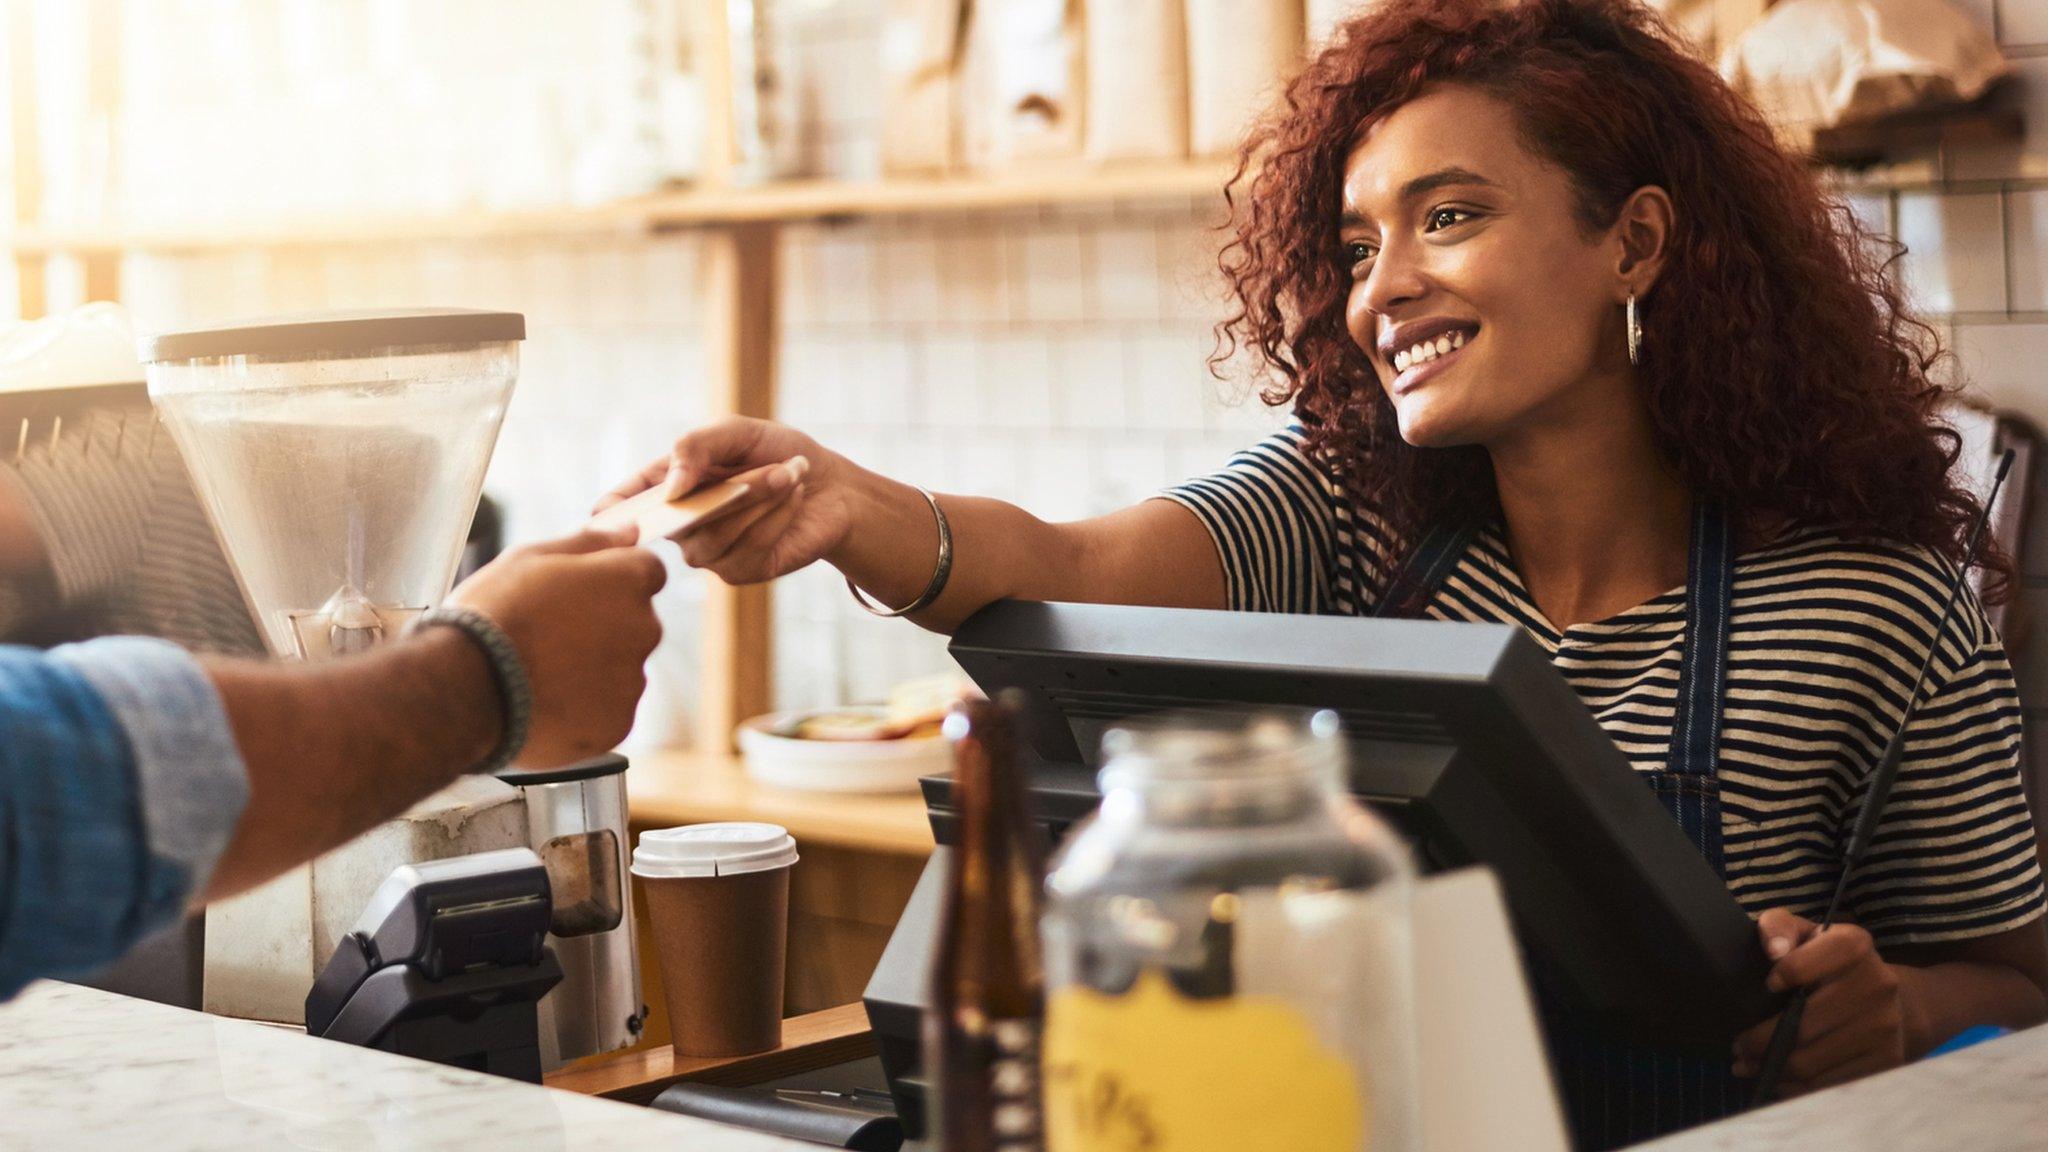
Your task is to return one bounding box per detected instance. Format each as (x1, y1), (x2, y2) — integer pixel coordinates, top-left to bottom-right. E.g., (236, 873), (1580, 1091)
(596, 416), (1229, 633)
(0, 526), (664, 997)
(201, 528), (667, 900)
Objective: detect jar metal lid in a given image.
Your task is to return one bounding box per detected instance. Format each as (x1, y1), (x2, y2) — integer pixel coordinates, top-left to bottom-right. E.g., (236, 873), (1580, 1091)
(1098, 708), (1343, 789)
(140, 308), (525, 363)
(631, 822), (799, 879)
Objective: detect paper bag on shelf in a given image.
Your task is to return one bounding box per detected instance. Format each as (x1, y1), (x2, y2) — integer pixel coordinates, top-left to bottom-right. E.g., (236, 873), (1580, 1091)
(1313, 0), (1711, 53)
(961, 0), (1084, 170)
(882, 0), (968, 174)
(1720, 0), (2007, 150)
(1188, 0), (1305, 157)
(1085, 0), (1189, 162)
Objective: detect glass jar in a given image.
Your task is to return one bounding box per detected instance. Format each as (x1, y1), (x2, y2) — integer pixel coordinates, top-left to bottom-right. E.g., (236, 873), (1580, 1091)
(1041, 710), (1420, 1152)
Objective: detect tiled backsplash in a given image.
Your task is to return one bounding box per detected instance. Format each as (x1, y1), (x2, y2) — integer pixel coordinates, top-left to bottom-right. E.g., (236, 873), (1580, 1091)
(766, 203), (1285, 715)
(99, 0), (2048, 755)
(1871, 1), (2048, 808)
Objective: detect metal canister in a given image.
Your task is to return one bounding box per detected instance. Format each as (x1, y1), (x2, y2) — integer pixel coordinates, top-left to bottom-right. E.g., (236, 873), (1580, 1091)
(497, 754), (644, 1068)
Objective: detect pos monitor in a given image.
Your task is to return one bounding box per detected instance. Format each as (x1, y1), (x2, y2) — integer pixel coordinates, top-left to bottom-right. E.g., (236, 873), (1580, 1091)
(940, 599), (1778, 1047)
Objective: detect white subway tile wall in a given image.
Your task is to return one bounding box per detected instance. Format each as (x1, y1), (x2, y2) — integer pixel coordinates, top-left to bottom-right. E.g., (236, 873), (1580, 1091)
(1947, 2), (2048, 810)
(1895, 191), (2008, 314)
(1958, 321), (2048, 413)
(2000, 0), (2048, 53)
(2012, 189), (2048, 311)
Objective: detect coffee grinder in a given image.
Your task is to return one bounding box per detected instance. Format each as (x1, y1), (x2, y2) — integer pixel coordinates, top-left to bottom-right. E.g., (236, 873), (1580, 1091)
(141, 309), (642, 1068)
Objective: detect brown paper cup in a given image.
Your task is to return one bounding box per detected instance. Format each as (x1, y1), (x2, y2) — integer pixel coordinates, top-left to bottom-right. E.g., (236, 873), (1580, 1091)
(639, 863), (791, 1057)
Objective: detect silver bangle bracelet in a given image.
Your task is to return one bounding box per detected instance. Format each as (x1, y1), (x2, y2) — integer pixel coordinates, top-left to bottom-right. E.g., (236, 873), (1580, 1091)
(411, 606), (534, 775)
(847, 486), (953, 618)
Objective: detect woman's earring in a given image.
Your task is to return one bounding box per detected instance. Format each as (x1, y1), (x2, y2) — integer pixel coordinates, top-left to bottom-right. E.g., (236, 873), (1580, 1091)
(1626, 292), (1642, 366)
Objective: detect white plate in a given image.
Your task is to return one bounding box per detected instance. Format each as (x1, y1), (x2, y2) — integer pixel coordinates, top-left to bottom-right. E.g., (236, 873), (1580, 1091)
(736, 709), (952, 794)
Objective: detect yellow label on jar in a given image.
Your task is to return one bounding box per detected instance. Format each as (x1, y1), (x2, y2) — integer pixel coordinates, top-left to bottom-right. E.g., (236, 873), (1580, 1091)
(1043, 969), (1367, 1151)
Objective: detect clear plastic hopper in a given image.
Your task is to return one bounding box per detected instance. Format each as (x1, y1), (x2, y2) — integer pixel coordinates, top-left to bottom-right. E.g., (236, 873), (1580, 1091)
(142, 310), (524, 660)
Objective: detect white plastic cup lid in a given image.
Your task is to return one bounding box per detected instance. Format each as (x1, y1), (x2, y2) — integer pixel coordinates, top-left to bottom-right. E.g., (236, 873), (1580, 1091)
(631, 822), (799, 879)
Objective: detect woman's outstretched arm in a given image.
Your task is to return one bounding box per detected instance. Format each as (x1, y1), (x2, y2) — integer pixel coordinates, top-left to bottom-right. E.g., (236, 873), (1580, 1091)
(595, 417), (1226, 633)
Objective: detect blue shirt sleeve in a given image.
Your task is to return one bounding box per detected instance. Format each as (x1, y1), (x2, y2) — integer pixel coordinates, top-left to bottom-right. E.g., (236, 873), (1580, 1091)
(0, 638), (248, 999)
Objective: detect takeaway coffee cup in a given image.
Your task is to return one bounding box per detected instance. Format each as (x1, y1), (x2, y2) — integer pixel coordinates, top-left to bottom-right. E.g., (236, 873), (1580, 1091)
(632, 822), (798, 1057)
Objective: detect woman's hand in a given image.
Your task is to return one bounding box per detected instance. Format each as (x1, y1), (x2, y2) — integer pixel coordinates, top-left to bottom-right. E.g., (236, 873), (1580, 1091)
(595, 417), (858, 585)
(1732, 909), (1910, 1097)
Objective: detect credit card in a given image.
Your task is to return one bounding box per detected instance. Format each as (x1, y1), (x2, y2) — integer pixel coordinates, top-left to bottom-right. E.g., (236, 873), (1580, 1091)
(589, 478), (751, 540)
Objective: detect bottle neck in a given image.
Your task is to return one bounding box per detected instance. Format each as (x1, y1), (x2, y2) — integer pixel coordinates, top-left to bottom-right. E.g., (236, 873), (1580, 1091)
(950, 734), (1043, 881)
(940, 728), (1046, 999)
(1094, 714), (1349, 829)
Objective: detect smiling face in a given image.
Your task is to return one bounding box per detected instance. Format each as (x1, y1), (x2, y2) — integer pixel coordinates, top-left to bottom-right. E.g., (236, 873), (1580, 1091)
(1341, 85), (1637, 450)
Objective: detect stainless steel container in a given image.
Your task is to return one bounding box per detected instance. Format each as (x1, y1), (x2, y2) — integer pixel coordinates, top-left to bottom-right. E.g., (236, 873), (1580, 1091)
(496, 754), (644, 1069)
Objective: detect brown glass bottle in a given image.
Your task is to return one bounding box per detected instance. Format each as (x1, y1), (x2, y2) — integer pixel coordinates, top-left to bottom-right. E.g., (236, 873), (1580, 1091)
(925, 694), (1046, 1152)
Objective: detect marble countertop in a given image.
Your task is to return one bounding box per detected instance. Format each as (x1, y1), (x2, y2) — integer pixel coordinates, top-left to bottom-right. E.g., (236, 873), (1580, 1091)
(0, 981), (807, 1151)
(1637, 1023), (2048, 1151)
(11, 975), (2041, 1151)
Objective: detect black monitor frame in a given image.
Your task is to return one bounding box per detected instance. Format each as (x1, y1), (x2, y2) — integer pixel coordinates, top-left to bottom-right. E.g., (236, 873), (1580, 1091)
(941, 599), (1778, 1047)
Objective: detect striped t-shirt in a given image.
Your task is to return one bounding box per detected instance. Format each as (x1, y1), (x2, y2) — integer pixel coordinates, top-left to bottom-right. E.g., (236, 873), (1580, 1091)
(1164, 427), (2046, 946)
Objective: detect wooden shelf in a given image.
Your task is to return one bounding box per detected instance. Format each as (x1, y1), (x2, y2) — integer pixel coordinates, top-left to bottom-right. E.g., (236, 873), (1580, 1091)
(543, 1002), (874, 1106)
(627, 748), (937, 857)
(2, 160), (1234, 256)
(1811, 80), (2026, 172)
(643, 159), (1232, 227)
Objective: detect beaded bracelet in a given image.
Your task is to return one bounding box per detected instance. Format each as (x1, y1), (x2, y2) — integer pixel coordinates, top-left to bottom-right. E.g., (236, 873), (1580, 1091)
(412, 606), (534, 775)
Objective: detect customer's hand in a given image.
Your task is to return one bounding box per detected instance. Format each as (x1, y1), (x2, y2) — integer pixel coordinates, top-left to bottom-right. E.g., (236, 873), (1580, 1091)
(1732, 909), (1909, 1096)
(445, 525), (667, 767)
(594, 417), (857, 585)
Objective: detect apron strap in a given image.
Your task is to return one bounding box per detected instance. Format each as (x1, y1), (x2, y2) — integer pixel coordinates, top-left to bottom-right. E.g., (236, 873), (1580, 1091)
(1554, 501), (1745, 1151)
(1381, 501), (1747, 1149)
(1659, 500), (1735, 875)
(1371, 521), (1477, 618)
(1669, 502), (1734, 780)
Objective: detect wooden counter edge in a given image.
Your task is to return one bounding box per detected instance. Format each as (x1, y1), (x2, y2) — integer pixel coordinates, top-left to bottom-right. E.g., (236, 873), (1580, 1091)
(544, 1003), (875, 1106)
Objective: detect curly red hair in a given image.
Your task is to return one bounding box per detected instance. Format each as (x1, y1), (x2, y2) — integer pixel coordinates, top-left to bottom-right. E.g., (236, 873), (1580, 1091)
(1216, 0), (2006, 597)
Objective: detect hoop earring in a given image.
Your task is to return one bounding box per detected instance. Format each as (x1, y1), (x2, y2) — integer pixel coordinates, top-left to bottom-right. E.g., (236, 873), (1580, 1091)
(1626, 292), (1642, 366)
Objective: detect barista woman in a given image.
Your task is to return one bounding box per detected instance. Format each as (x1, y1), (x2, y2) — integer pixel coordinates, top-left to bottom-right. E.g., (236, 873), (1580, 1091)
(602, 1), (2048, 1145)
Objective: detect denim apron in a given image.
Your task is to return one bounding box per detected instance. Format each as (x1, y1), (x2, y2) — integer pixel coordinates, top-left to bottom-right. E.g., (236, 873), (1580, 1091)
(1374, 504), (1747, 1151)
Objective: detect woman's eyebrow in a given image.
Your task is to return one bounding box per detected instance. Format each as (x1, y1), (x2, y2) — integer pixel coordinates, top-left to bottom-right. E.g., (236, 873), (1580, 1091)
(1341, 166), (1501, 226)
(1399, 166), (1499, 201)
